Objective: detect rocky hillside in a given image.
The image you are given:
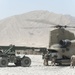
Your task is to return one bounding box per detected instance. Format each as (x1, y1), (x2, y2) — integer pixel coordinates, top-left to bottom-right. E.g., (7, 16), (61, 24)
(0, 10), (75, 48)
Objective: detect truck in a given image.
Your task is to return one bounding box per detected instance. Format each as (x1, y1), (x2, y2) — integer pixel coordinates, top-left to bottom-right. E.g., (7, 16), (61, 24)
(0, 44), (31, 67)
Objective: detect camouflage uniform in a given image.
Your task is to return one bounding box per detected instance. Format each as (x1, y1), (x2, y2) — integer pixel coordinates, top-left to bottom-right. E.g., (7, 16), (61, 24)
(51, 56), (57, 66)
(44, 53), (50, 66)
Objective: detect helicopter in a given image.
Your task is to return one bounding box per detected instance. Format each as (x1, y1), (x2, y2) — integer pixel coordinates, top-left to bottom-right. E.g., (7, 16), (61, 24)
(45, 25), (75, 66)
(26, 18), (75, 65)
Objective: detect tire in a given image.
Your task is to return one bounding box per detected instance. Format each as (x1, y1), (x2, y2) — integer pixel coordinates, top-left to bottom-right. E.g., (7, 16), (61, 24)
(21, 57), (31, 67)
(0, 58), (8, 67)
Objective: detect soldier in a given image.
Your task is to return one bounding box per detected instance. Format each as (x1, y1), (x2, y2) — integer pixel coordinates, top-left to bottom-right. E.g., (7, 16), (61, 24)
(51, 55), (57, 66)
(43, 51), (50, 66)
(44, 53), (49, 66)
(70, 55), (75, 68)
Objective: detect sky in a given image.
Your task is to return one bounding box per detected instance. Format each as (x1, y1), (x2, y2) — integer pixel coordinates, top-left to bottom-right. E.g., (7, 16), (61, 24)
(0, 0), (75, 20)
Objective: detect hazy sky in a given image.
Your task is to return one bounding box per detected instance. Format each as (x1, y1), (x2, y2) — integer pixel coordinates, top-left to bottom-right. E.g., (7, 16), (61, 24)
(0, 0), (75, 20)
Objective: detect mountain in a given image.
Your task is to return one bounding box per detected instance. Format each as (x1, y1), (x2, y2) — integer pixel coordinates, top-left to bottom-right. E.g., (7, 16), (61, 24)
(0, 10), (75, 48)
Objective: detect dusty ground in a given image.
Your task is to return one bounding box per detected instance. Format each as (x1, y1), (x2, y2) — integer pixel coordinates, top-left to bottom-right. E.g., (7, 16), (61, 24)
(0, 55), (75, 75)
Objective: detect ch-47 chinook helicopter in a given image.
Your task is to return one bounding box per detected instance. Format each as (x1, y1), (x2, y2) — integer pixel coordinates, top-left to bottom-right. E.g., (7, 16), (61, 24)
(26, 18), (75, 65)
(43, 25), (75, 66)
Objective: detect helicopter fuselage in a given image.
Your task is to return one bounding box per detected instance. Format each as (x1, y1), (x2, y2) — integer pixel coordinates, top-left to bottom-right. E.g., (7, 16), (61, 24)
(45, 40), (75, 65)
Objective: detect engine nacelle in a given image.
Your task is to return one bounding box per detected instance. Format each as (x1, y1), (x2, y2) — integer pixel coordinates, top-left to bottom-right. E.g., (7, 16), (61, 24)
(59, 40), (71, 47)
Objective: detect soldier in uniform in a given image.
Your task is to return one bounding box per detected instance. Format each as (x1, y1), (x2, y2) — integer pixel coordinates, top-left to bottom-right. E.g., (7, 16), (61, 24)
(43, 51), (51, 66)
(51, 55), (57, 66)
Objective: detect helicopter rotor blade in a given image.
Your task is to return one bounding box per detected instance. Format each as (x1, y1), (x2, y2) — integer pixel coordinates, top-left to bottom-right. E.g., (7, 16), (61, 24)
(26, 19), (56, 25)
(22, 19), (75, 29)
(26, 19), (71, 28)
(67, 26), (75, 28)
(22, 19), (58, 29)
(22, 26), (51, 29)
